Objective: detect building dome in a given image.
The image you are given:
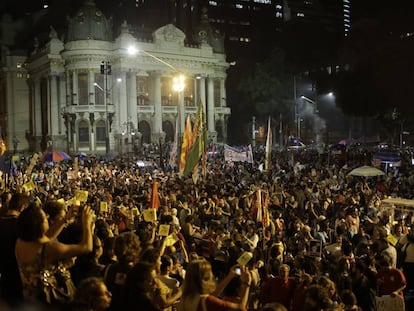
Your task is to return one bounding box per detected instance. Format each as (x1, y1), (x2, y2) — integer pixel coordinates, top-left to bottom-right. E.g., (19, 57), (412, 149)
(66, 0), (112, 42)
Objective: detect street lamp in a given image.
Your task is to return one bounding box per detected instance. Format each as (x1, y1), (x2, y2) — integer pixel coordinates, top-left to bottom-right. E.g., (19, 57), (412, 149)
(94, 75), (122, 155)
(127, 45), (186, 137)
(172, 74), (185, 136)
(100, 61), (111, 155)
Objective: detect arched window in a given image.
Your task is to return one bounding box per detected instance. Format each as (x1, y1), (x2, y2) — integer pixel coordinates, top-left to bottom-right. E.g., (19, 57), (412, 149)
(78, 120), (90, 144)
(96, 120), (106, 144)
(162, 120), (174, 143)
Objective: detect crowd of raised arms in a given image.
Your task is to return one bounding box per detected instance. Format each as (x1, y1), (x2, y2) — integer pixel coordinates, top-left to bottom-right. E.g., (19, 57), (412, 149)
(0, 147), (414, 311)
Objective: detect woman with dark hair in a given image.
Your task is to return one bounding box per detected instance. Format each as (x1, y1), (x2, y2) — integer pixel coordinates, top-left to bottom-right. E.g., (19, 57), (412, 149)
(179, 259), (251, 311)
(71, 277), (111, 311)
(124, 261), (162, 311)
(15, 203), (94, 306)
(103, 231), (141, 311)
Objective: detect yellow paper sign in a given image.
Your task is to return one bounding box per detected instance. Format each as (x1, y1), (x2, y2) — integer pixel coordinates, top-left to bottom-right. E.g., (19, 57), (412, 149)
(165, 233), (180, 246)
(12, 155), (19, 162)
(25, 153), (39, 175)
(74, 190), (88, 202)
(23, 180), (36, 192)
(143, 209), (157, 222)
(131, 207), (140, 216)
(387, 234), (398, 246)
(100, 201), (108, 213)
(237, 252), (253, 266)
(57, 198), (65, 205)
(159, 224), (170, 237)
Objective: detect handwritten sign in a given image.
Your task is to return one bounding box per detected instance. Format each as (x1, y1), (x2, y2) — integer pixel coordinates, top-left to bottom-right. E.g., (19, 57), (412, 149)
(237, 252), (253, 266)
(74, 190), (88, 202)
(100, 201), (108, 213)
(158, 224), (170, 237)
(23, 180), (36, 192)
(164, 233), (180, 246)
(25, 153), (39, 175)
(143, 209), (157, 222)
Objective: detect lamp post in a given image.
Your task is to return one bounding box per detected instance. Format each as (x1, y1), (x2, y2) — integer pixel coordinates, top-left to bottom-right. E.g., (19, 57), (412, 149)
(172, 74), (185, 136)
(100, 61), (111, 154)
(300, 95), (319, 146)
(127, 45), (186, 143)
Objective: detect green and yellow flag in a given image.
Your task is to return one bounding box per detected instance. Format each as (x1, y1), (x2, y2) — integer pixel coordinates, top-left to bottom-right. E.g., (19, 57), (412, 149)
(183, 101), (207, 176)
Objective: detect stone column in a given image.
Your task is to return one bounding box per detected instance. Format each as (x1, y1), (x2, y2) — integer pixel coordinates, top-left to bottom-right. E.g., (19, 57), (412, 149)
(128, 71), (138, 130)
(199, 76), (206, 113)
(34, 80), (42, 137)
(207, 76), (215, 133)
(220, 78), (226, 107)
(49, 75), (59, 136)
(153, 72), (163, 140)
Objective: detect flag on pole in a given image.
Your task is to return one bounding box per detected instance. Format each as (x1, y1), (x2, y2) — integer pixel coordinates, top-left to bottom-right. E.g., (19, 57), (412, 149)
(0, 127), (6, 156)
(179, 115), (192, 176)
(183, 102), (207, 176)
(255, 189), (263, 223)
(150, 180), (160, 209)
(262, 191), (270, 228)
(265, 116), (272, 171)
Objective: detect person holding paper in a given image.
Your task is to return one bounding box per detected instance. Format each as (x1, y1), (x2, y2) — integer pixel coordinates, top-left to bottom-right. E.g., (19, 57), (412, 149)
(178, 259), (251, 311)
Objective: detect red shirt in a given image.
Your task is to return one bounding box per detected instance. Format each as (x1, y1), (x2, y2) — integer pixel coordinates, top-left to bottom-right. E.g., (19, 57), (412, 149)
(261, 276), (296, 309)
(377, 268), (406, 297)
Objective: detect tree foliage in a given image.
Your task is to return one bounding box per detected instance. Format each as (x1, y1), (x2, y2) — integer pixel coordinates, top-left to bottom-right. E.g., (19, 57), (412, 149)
(237, 48), (294, 124)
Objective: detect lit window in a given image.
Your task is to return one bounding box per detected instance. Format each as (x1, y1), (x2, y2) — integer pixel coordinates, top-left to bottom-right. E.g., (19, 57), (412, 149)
(297, 12), (305, 17)
(276, 4), (282, 9)
(253, 0), (271, 4)
(236, 4), (243, 9)
(276, 12), (283, 18)
(209, 1), (217, 6)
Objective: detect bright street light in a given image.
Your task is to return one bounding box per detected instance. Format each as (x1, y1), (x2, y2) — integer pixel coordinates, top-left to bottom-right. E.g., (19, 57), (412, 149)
(127, 45), (179, 72)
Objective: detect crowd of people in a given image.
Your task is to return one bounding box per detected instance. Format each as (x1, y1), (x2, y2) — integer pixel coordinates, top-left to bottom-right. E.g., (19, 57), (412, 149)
(0, 146), (414, 311)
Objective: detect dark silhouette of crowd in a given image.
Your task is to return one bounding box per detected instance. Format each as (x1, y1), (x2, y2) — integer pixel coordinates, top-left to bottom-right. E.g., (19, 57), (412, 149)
(0, 147), (414, 311)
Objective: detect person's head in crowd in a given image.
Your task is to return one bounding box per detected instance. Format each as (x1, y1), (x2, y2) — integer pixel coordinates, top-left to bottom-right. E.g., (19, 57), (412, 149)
(372, 225), (388, 240)
(95, 218), (113, 242)
(7, 192), (30, 214)
(124, 261), (158, 308)
(43, 199), (66, 223)
(316, 275), (339, 302)
(352, 259), (367, 279)
(181, 259), (216, 298)
(340, 289), (358, 310)
(140, 247), (162, 272)
(72, 277), (112, 311)
(100, 236), (116, 265)
(16, 203), (47, 241)
(278, 264), (290, 281)
(376, 253), (392, 271)
(114, 231), (141, 264)
(303, 284), (333, 311)
(160, 254), (173, 276)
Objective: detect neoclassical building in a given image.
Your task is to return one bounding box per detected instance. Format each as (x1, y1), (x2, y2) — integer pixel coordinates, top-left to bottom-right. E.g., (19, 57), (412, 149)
(0, 0), (230, 154)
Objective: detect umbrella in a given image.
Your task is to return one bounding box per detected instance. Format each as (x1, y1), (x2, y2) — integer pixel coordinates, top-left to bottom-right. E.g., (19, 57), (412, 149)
(75, 152), (88, 159)
(40, 150), (71, 163)
(348, 165), (385, 177)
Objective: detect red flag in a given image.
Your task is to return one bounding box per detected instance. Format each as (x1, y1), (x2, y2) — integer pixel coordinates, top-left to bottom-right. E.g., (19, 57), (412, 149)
(150, 181), (160, 209)
(179, 115), (192, 176)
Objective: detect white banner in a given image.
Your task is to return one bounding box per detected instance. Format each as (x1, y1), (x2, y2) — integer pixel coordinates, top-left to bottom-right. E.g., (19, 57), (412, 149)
(224, 145), (253, 163)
